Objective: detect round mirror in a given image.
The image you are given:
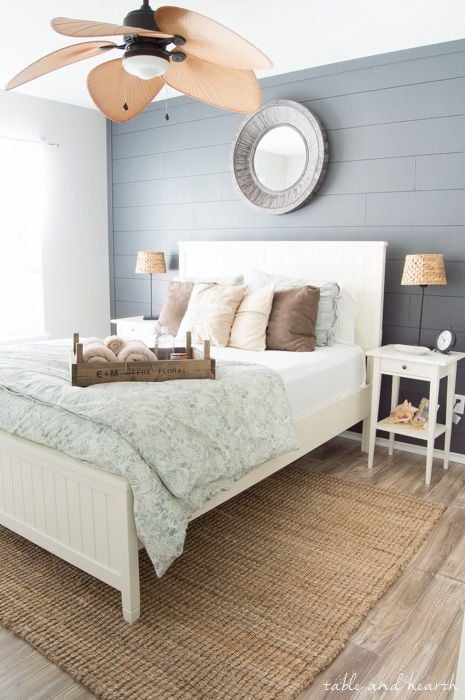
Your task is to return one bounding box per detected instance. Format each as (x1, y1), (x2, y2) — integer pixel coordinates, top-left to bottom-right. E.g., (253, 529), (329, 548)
(232, 100), (329, 215)
(253, 126), (307, 192)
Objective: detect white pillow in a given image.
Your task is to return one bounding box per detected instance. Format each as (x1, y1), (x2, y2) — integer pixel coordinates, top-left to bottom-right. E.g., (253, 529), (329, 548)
(177, 283), (246, 347)
(334, 289), (356, 345)
(228, 285), (275, 351)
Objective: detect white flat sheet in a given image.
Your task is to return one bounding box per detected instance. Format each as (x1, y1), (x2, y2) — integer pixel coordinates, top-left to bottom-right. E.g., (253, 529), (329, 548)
(195, 344), (366, 419)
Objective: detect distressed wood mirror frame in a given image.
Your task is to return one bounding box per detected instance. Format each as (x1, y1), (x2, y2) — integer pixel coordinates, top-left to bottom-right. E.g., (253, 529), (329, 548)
(231, 99), (329, 215)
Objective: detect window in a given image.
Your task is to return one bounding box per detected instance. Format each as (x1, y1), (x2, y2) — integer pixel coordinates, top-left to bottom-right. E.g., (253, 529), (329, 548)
(0, 137), (46, 340)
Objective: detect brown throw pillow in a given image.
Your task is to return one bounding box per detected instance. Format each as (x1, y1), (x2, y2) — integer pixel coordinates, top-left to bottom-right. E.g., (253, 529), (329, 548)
(158, 281), (194, 335)
(266, 286), (320, 352)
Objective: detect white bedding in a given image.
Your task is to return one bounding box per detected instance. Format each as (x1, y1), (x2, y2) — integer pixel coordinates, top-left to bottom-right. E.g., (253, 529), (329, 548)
(195, 344), (366, 419)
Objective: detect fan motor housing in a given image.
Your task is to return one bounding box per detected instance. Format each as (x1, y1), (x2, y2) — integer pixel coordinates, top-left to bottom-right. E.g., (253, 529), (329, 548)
(123, 6), (186, 48)
(124, 43), (168, 62)
(124, 5), (160, 31)
(124, 39), (186, 63)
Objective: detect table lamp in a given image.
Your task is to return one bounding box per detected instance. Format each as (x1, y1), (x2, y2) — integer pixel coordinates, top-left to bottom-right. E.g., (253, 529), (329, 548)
(400, 253), (447, 345)
(135, 251), (166, 320)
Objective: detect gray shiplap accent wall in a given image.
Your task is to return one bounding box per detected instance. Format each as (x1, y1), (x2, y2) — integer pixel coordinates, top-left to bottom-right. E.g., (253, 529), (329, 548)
(109, 38), (465, 454)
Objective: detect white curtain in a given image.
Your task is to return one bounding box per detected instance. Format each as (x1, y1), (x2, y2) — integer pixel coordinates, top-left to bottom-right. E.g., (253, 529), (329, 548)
(0, 137), (45, 340)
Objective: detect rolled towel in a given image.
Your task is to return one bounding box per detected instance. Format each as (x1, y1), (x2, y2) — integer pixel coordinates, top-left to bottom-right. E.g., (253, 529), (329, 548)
(117, 340), (157, 363)
(104, 335), (126, 355)
(83, 343), (118, 363)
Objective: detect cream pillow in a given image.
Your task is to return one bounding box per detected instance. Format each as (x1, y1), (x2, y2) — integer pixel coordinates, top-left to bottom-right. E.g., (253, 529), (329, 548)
(228, 285), (275, 351)
(177, 283), (246, 347)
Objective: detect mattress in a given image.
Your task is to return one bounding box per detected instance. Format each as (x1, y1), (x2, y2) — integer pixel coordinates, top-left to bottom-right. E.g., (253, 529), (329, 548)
(195, 344), (366, 419)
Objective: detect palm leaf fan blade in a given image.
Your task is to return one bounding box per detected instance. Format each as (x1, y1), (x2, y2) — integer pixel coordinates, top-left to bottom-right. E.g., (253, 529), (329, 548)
(87, 58), (165, 122)
(6, 41), (117, 90)
(51, 17), (172, 39)
(164, 54), (261, 113)
(155, 6), (272, 70)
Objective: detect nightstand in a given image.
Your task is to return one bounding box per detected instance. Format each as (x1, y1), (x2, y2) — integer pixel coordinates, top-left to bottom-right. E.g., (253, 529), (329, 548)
(366, 345), (465, 485)
(111, 316), (158, 347)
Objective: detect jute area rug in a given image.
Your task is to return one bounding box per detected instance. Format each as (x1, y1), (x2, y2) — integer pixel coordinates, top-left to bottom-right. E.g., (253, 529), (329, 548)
(0, 467), (444, 700)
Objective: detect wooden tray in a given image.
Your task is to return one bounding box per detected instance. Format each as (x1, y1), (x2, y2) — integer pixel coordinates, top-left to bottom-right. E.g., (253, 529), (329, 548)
(71, 332), (215, 387)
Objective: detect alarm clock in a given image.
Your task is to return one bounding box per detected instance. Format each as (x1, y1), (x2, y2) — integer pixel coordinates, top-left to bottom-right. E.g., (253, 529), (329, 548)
(434, 329), (457, 354)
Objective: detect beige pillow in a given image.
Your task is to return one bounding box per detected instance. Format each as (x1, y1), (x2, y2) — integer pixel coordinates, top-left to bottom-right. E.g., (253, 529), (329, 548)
(157, 281), (194, 336)
(228, 285), (275, 351)
(177, 283), (246, 347)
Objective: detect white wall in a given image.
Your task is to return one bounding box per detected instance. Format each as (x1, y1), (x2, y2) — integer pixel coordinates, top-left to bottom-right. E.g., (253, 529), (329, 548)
(0, 91), (109, 339)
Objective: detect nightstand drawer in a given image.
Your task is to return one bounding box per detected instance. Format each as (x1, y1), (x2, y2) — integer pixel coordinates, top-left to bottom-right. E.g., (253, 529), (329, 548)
(380, 357), (436, 379)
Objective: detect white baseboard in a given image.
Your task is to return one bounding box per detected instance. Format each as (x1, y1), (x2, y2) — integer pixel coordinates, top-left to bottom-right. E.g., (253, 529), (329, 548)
(342, 430), (465, 466)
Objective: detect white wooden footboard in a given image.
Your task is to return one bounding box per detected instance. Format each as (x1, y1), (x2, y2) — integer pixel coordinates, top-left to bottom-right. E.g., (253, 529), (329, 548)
(0, 430), (140, 623)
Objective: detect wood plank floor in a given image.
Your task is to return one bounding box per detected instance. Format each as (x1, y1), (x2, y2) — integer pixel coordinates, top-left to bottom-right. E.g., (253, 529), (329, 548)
(1, 436), (464, 699)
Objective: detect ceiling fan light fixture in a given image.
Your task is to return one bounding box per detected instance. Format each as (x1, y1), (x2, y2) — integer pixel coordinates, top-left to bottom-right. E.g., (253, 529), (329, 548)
(123, 52), (170, 79)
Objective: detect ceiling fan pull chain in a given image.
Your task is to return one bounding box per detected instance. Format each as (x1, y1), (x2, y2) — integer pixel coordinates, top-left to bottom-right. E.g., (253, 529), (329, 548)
(122, 68), (129, 112)
(164, 84), (169, 121)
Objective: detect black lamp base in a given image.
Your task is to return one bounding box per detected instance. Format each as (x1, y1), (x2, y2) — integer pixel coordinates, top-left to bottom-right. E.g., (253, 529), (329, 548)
(143, 315), (159, 321)
(417, 284), (427, 346)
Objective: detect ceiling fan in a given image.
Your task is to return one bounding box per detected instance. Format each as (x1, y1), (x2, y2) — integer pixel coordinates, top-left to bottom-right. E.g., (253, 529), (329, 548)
(5, 2), (272, 122)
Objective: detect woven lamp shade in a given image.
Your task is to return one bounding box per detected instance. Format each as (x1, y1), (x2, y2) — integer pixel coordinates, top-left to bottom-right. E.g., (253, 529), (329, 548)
(135, 251), (166, 275)
(401, 253), (447, 286)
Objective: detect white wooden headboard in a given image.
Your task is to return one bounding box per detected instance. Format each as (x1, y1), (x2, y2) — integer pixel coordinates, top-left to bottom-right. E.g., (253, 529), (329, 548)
(178, 241), (387, 351)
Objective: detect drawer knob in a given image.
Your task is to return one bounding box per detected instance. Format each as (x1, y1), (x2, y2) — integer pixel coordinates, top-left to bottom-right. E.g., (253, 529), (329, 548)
(402, 364), (407, 370)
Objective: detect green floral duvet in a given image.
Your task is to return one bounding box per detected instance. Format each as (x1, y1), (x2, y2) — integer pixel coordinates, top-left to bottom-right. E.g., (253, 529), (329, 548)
(0, 342), (298, 575)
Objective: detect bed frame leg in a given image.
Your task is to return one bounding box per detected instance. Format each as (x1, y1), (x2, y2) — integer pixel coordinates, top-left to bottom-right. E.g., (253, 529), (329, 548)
(122, 595), (140, 624)
(361, 357), (373, 453)
(361, 418), (369, 453)
(121, 552), (140, 623)
(121, 488), (141, 623)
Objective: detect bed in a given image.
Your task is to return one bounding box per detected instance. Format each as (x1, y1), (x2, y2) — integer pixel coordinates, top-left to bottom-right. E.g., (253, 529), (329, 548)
(0, 240), (387, 623)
